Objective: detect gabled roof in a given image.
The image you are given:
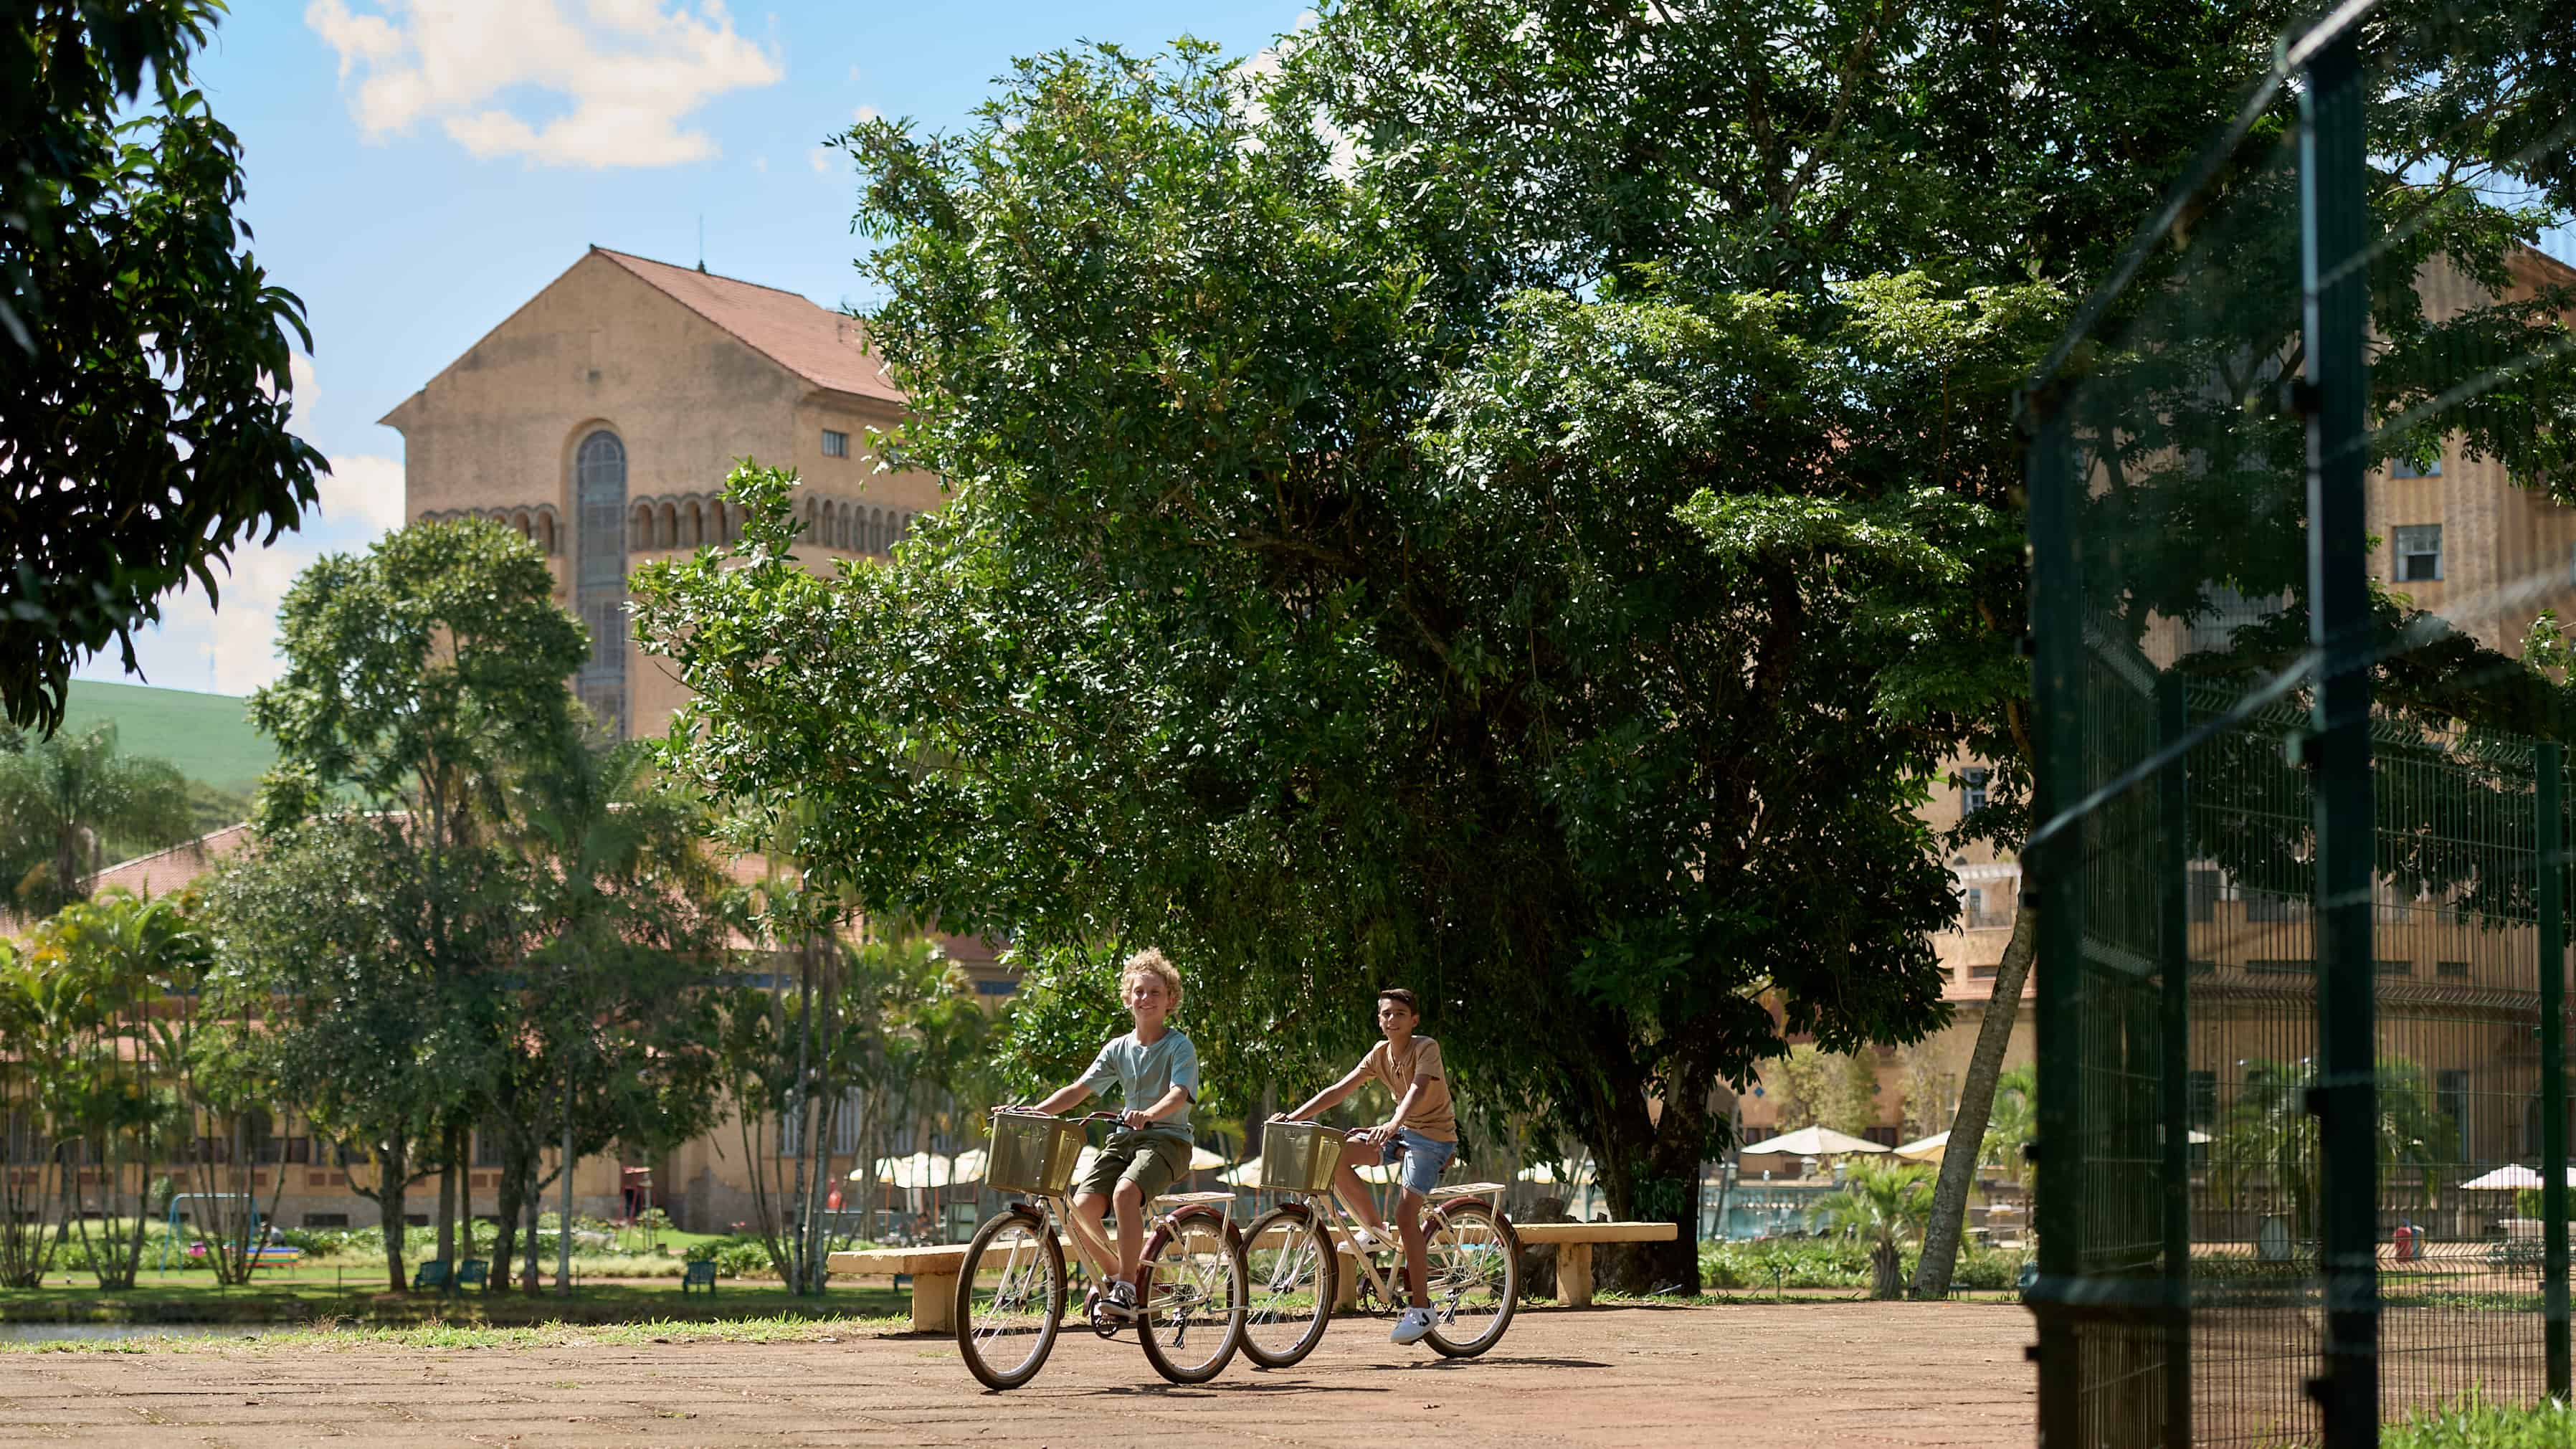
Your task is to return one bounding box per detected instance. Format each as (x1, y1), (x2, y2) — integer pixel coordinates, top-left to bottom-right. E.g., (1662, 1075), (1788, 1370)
(590, 247), (904, 404)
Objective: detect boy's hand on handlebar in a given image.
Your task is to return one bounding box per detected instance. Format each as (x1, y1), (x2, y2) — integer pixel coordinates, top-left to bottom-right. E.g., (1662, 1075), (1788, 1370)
(1121, 1109), (1155, 1131)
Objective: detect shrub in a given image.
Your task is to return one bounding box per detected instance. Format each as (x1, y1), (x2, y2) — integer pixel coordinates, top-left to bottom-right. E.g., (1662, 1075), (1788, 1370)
(713, 1240), (773, 1279)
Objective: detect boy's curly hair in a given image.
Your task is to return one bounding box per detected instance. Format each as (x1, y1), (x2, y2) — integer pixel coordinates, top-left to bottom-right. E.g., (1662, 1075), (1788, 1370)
(1122, 948), (1183, 1010)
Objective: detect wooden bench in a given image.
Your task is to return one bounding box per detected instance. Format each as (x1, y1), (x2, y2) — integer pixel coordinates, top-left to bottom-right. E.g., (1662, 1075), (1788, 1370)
(829, 1244), (984, 1332)
(1514, 1222), (1678, 1308)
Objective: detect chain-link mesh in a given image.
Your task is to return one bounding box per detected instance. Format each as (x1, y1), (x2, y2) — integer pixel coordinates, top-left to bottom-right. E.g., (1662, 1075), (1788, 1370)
(2025, 3), (2575, 1444)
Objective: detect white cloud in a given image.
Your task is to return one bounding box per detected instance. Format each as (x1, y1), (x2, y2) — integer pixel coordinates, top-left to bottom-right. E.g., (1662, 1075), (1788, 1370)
(808, 145), (832, 174)
(305, 0), (781, 168)
(854, 105), (878, 123)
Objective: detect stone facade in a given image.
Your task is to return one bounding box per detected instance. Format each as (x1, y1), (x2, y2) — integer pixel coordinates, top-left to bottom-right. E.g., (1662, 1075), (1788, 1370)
(381, 246), (939, 740)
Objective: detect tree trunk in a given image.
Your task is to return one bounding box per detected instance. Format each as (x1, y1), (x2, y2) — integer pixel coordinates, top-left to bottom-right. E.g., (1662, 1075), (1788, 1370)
(435, 1125), (457, 1268)
(376, 1138), (410, 1292)
(1873, 1239), (1904, 1300)
(1910, 903), (2038, 1299)
(1591, 1059), (1714, 1295)
(490, 1142), (523, 1295)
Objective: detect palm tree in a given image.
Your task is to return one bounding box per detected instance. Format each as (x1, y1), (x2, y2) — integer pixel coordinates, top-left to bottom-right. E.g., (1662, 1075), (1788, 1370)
(1980, 1065), (2038, 1190)
(0, 724), (192, 918)
(1810, 1158), (1937, 1299)
(2210, 1056), (2456, 1243)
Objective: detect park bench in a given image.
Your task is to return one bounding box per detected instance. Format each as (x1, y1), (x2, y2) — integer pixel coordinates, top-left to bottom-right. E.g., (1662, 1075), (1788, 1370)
(828, 1212), (1682, 1330)
(1514, 1221), (1678, 1308)
(248, 1245), (303, 1270)
(412, 1258), (452, 1293)
(453, 1258), (490, 1293)
(680, 1260), (719, 1295)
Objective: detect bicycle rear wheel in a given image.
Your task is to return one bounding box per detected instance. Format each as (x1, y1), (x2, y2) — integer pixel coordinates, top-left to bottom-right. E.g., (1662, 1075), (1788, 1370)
(1240, 1205), (1334, 1368)
(954, 1209), (1064, 1390)
(1134, 1207), (1247, 1384)
(1422, 1200), (1518, 1359)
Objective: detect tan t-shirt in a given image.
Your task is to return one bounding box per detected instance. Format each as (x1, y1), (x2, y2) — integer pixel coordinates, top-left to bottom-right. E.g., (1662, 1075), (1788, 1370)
(1362, 1036), (1456, 1142)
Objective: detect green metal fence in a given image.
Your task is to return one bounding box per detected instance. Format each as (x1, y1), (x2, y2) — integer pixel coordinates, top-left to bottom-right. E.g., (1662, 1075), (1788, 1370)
(2023, 4), (2575, 1444)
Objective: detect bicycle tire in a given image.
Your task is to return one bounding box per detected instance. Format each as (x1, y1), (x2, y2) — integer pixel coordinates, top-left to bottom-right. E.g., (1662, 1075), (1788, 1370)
(1422, 1199), (1519, 1359)
(954, 1207), (1065, 1390)
(1240, 1203), (1336, 1369)
(1133, 1205), (1247, 1384)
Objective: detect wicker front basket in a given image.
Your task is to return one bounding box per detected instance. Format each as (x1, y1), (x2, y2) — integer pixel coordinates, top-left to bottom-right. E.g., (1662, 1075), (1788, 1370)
(987, 1111), (1085, 1196)
(1262, 1120), (1348, 1194)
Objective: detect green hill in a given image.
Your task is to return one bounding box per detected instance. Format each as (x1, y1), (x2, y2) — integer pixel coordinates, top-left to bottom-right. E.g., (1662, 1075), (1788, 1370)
(57, 680), (275, 794)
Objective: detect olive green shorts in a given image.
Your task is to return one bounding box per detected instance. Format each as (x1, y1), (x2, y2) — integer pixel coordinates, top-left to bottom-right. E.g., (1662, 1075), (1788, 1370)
(1076, 1129), (1193, 1202)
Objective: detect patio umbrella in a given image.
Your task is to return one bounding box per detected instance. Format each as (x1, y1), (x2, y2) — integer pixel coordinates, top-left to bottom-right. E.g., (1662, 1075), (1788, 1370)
(951, 1149), (989, 1185)
(1189, 1145), (1227, 1171)
(864, 1151), (954, 1189)
(1738, 1125), (1890, 1157)
(1893, 1131), (1949, 1164)
(2461, 1164), (2548, 1190)
(1220, 1156), (1263, 1187)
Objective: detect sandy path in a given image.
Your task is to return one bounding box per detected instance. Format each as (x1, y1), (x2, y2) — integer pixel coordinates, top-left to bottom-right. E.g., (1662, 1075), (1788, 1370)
(0, 1302), (2035, 1448)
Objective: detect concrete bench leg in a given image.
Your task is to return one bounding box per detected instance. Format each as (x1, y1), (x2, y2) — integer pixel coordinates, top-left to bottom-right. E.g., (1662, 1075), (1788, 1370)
(1557, 1243), (1594, 1308)
(911, 1271), (958, 1334)
(1336, 1251), (1360, 1311)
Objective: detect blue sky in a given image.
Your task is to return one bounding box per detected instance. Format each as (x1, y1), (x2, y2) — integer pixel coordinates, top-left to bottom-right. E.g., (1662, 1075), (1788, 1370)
(81, 0), (1311, 698)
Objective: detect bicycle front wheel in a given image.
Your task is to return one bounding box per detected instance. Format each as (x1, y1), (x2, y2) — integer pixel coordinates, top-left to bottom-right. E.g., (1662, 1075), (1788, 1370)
(954, 1209), (1064, 1390)
(1422, 1200), (1519, 1359)
(1240, 1205), (1335, 1369)
(1134, 1207), (1247, 1384)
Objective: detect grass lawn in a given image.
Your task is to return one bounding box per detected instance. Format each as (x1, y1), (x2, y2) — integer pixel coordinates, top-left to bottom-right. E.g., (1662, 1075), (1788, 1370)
(60, 680), (274, 793)
(0, 1268), (909, 1327)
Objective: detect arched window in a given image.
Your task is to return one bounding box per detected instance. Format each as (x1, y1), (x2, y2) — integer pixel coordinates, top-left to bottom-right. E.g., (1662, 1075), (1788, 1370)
(836, 501), (852, 551)
(574, 430), (629, 741)
(658, 501), (678, 550)
(629, 503), (652, 552)
(685, 500), (703, 548)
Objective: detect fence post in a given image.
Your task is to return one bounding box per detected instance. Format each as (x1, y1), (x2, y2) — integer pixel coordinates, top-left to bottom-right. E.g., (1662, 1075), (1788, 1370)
(2542, 743), (2568, 1397)
(2298, 24), (2377, 1449)
(2023, 381), (2083, 1449)
(2157, 673), (2193, 1447)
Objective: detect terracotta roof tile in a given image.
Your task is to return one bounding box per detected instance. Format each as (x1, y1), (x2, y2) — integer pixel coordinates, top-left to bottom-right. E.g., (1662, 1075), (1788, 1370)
(591, 247), (904, 404)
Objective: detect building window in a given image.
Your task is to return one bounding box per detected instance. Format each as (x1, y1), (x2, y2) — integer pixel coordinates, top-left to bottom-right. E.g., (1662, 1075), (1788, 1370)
(2438, 1070), (2469, 1139)
(2187, 868), (2220, 923)
(2187, 1070), (2217, 1130)
(575, 429), (629, 741)
(2392, 453), (2443, 479)
(2393, 523), (2443, 582)
(823, 429), (850, 458)
(1960, 766), (1990, 817)
(2437, 959), (2471, 979)
(303, 1212), (350, 1229)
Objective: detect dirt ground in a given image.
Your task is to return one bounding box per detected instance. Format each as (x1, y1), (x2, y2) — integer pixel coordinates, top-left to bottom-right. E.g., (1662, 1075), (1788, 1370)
(0, 1302), (2036, 1448)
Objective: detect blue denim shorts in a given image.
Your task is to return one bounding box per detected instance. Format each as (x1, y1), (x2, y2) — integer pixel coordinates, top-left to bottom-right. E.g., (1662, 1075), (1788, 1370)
(1379, 1128), (1458, 1196)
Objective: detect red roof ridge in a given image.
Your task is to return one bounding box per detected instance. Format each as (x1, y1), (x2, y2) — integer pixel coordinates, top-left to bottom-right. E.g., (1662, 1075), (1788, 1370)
(588, 246), (904, 405)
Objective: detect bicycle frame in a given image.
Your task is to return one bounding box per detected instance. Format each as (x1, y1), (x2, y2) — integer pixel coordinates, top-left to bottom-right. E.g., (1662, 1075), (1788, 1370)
(1271, 1155), (1504, 1311)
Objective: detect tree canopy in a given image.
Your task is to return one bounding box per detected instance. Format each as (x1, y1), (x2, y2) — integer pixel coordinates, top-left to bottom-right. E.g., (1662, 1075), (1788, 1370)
(1, 0), (323, 733)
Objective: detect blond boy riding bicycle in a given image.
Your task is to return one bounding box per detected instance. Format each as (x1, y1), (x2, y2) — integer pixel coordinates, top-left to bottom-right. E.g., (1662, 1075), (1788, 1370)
(1275, 987), (1456, 1346)
(1020, 949), (1199, 1323)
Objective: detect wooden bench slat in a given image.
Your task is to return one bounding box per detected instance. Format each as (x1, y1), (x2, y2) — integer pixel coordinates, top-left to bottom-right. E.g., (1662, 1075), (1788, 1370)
(1513, 1221), (1676, 1245)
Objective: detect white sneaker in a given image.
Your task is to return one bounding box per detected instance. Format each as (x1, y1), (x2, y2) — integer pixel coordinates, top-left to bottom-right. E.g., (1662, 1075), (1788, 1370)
(1347, 1226), (1389, 1254)
(1390, 1306), (1435, 1346)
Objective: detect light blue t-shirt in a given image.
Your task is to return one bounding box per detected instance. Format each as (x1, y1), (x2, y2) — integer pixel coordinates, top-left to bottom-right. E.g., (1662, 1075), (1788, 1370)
(1080, 1029), (1200, 1143)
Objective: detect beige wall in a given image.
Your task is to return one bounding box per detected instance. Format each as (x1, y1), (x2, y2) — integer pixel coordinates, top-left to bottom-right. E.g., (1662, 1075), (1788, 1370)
(387, 253), (944, 741)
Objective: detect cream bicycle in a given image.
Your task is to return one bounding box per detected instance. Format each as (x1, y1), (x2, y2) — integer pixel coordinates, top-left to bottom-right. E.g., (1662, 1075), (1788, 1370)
(1237, 1118), (1519, 1367)
(953, 1109), (1247, 1391)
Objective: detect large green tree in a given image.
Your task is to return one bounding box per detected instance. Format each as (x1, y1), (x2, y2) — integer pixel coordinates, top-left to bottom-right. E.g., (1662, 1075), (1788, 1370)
(638, 40), (2048, 1286)
(489, 729), (726, 1293)
(214, 519), (587, 1289)
(1, 0), (324, 733)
